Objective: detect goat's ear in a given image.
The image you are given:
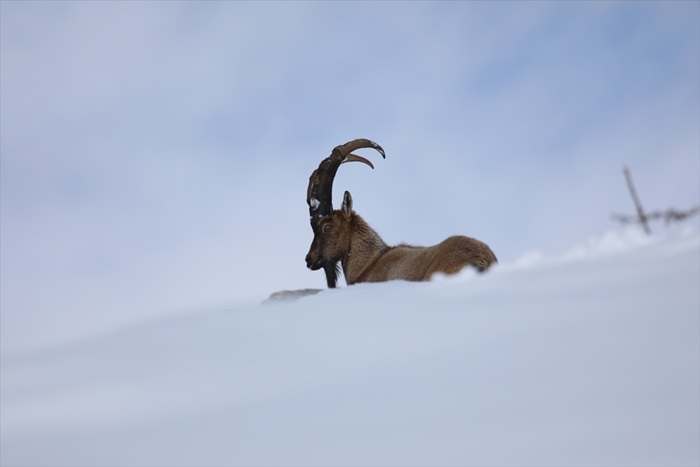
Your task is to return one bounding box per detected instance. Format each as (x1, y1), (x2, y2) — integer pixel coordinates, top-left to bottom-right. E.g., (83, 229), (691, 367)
(341, 191), (353, 219)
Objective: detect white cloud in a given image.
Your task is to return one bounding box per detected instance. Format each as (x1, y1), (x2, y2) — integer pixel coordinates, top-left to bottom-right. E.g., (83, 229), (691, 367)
(1, 1), (698, 353)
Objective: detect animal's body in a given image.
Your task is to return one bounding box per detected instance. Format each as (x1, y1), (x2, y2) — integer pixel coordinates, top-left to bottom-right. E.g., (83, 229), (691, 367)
(362, 237), (496, 282)
(306, 139), (497, 288)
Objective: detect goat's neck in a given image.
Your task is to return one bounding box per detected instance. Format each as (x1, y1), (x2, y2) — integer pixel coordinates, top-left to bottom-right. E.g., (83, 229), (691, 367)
(342, 214), (389, 285)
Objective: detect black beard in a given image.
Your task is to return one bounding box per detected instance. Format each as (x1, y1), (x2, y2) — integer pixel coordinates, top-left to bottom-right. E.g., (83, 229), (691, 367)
(323, 262), (341, 288)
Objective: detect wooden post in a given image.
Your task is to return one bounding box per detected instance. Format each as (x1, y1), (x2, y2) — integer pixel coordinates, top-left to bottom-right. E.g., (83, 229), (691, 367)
(623, 167), (651, 235)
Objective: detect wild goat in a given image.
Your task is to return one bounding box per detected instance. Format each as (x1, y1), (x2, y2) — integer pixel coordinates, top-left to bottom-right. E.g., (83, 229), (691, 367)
(305, 139), (497, 288)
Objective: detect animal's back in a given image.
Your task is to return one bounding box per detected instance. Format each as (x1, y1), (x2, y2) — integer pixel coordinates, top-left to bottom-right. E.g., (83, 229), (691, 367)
(423, 235), (497, 279)
(371, 245), (435, 282)
(360, 236), (496, 283)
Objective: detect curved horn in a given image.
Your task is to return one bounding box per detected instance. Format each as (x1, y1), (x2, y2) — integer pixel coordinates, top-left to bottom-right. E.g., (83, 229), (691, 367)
(343, 153), (375, 169)
(307, 139), (385, 219)
(334, 138), (386, 160)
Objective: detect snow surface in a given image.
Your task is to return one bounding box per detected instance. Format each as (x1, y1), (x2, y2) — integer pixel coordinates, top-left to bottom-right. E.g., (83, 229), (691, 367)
(1, 228), (699, 467)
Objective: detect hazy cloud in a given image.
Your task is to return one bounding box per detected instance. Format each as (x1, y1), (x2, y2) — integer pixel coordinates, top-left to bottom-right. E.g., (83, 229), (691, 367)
(1, 1), (698, 353)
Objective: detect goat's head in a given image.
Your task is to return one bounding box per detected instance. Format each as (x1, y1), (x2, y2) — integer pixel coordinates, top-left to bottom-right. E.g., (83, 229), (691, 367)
(305, 139), (385, 288)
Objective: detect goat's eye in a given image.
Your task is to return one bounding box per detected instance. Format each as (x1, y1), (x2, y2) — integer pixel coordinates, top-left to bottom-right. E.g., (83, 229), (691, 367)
(323, 223), (333, 233)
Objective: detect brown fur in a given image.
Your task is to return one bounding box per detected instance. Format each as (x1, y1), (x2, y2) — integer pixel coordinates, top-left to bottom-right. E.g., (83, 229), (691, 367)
(306, 191), (497, 286)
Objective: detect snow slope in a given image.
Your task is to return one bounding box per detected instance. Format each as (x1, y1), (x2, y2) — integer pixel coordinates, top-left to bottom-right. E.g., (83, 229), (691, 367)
(1, 229), (699, 467)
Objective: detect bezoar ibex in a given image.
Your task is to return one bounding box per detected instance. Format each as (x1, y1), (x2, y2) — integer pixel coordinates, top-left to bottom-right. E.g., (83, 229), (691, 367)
(306, 139), (497, 288)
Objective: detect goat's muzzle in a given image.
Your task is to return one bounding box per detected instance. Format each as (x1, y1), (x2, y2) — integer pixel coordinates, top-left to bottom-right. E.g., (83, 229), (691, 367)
(305, 254), (322, 270)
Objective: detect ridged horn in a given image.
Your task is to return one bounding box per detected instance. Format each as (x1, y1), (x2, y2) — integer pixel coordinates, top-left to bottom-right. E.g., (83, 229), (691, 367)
(306, 139), (386, 219)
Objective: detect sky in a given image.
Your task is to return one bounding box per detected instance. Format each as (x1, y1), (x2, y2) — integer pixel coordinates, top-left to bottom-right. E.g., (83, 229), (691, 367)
(1, 1), (699, 353)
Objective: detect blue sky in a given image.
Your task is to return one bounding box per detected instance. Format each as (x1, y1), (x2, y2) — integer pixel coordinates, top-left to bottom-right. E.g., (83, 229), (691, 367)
(1, 1), (699, 352)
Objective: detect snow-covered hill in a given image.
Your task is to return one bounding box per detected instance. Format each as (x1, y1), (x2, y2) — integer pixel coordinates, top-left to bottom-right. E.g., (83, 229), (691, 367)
(2, 228), (699, 467)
